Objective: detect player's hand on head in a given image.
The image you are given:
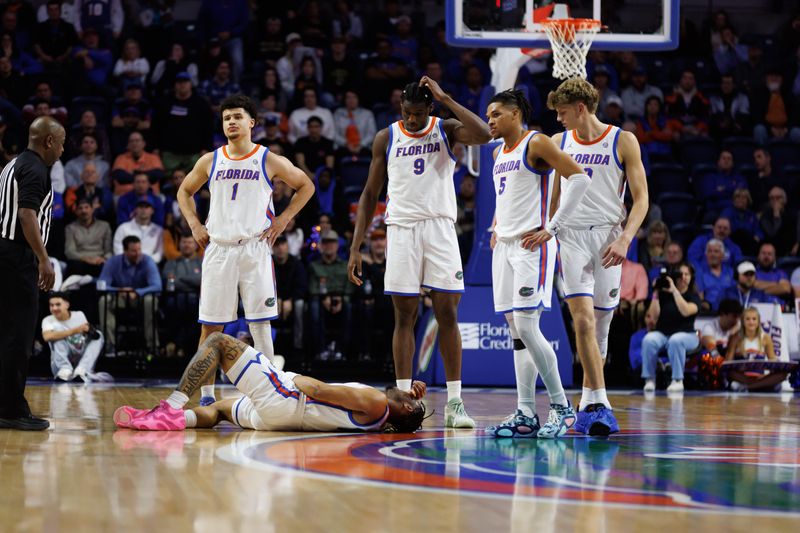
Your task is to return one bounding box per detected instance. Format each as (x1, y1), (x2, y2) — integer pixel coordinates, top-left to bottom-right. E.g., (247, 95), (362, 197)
(347, 251), (363, 286)
(419, 76), (445, 101)
(410, 381), (427, 399)
(38, 259), (55, 291)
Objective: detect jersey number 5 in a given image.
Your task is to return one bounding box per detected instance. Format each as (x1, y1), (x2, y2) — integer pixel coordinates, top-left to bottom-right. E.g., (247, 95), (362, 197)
(498, 176), (506, 195)
(413, 158), (424, 175)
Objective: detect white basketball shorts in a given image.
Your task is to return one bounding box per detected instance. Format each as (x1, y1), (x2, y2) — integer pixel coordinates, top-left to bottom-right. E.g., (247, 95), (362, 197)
(558, 225), (623, 310)
(384, 217), (465, 295)
(492, 237), (557, 314)
(226, 346), (302, 431)
(198, 238), (278, 324)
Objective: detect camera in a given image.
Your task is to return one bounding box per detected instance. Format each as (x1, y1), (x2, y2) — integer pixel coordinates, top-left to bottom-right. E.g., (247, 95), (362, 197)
(654, 268), (680, 291)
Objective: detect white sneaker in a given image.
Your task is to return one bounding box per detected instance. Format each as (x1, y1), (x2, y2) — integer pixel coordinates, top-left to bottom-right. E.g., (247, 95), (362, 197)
(72, 368), (91, 383)
(56, 368), (72, 381)
(780, 380), (794, 392)
(444, 399), (475, 428)
(272, 355), (286, 371)
(643, 379), (656, 392)
(729, 381), (746, 392)
(666, 380), (684, 392)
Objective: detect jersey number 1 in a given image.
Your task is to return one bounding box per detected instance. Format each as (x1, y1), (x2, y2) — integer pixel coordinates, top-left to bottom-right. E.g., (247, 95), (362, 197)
(231, 183), (239, 201)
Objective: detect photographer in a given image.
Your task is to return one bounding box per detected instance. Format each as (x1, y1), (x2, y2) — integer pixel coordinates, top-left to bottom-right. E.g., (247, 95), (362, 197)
(41, 292), (104, 382)
(641, 262), (702, 392)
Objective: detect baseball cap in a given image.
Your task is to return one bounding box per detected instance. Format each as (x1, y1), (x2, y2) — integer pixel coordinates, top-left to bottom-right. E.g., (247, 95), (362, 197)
(136, 199), (153, 208)
(737, 261), (756, 275)
(285, 32), (302, 44)
(633, 66), (647, 76)
(594, 65), (610, 76)
(175, 71), (192, 82)
(606, 95), (623, 107)
(321, 230), (339, 242)
(275, 234), (287, 244)
(264, 115), (279, 127)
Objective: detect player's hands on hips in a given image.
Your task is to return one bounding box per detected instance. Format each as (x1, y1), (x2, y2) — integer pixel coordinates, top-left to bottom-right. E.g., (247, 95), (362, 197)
(601, 235), (630, 268)
(347, 249), (363, 286)
(420, 76), (447, 102)
(38, 258), (55, 291)
(191, 224), (210, 249)
(410, 380), (427, 399)
(521, 228), (552, 250)
(261, 215), (289, 246)
(490, 230), (497, 250)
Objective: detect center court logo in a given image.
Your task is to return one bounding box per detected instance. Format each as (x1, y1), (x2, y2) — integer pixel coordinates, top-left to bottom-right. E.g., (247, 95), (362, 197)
(459, 322), (559, 351)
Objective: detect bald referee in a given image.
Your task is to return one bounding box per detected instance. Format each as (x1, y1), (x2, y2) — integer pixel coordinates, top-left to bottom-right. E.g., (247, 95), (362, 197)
(0, 117), (65, 431)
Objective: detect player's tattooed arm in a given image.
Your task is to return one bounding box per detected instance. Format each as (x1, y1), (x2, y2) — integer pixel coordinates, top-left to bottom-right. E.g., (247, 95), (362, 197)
(176, 333), (247, 398)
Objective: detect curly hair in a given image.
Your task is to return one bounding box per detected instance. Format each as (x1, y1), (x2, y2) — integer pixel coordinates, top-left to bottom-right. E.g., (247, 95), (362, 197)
(546, 78), (599, 114)
(401, 82), (432, 106)
(383, 401), (426, 433)
(220, 94), (258, 120)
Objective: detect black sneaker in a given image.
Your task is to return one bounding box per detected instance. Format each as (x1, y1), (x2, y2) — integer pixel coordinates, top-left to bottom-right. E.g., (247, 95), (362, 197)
(0, 414), (50, 431)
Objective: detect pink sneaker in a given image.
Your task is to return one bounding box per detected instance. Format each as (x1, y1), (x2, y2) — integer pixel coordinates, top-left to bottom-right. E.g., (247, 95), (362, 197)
(114, 405), (151, 428)
(128, 400), (186, 431)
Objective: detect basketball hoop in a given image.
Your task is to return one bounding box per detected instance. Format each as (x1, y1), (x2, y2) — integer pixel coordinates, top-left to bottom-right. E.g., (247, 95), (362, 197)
(540, 18), (601, 80)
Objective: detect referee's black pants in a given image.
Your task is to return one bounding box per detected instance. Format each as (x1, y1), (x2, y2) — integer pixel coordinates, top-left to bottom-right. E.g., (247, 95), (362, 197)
(0, 239), (38, 418)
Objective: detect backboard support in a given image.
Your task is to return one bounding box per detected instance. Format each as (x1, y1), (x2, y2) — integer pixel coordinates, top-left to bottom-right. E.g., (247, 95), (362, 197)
(446, 0), (680, 51)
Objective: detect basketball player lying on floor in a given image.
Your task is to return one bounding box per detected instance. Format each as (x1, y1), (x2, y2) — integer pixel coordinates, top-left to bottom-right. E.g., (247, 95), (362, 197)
(114, 333), (427, 433)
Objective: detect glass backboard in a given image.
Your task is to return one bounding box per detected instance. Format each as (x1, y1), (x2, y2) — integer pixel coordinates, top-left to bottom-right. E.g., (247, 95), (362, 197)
(446, 0), (680, 51)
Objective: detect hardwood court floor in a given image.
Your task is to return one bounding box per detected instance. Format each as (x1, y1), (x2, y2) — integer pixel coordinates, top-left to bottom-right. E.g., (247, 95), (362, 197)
(1, 385), (799, 532)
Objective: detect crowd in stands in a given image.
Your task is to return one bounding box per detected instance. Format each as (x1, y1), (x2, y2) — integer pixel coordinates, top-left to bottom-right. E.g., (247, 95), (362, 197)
(2, 2), (797, 383)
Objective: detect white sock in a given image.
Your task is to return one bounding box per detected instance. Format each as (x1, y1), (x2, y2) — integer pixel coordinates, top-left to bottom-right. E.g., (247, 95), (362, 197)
(200, 385), (215, 400)
(507, 315), (537, 417)
(396, 379), (412, 391)
(167, 391), (189, 409)
(184, 410), (197, 428)
(514, 345), (537, 418)
(514, 311), (567, 407)
(446, 380), (461, 401)
(594, 309), (614, 360)
(580, 387), (592, 411)
(593, 388), (611, 409)
(249, 321), (275, 362)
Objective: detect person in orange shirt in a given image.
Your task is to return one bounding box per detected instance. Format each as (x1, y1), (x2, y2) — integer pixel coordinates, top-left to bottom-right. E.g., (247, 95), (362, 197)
(111, 131), (165, 196)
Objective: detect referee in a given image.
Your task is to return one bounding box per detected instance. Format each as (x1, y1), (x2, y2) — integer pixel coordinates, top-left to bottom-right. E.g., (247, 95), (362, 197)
(0, 117), (65, 431)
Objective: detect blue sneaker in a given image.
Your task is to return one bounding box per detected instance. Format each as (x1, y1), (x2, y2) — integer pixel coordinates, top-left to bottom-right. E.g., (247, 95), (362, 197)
(537, 403), (576, 438)
(574, 403), (619, 436)
(199, 396), (216, 407)
(484, 410), (540, 438)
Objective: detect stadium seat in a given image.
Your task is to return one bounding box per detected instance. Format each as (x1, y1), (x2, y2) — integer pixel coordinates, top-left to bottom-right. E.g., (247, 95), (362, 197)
(658, 192), (697, 227)
(668, 223), (699, 250)
(777, 256), (800, 277)
(339, 157), (371, 195)
(650, 163), (690, 197)
(723, 137), (758, 167)
(766, 139), (800, 170)
(680, 138), (717, 170)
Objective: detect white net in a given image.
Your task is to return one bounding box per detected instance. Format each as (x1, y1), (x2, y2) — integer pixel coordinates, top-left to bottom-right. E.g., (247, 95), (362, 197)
(542, 19), (601, 80)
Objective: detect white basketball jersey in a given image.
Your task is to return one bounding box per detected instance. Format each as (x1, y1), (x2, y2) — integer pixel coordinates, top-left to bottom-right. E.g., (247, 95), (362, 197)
(206, 144), (275, 242)
(493, 131), (553, 239)
(299, 383), (390, 431)
(385, 117), (457, 226)
(559, 125), (627, 228)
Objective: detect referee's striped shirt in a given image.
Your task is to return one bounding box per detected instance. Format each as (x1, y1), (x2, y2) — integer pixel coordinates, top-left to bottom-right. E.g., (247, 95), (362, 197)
(0, 150), (53, 247)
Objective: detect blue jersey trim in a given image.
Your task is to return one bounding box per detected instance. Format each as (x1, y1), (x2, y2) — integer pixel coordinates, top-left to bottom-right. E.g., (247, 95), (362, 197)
(421, 284), (465, 294)
(348, 404), (389, 429)
(564, 292), (594, 300)
(559, 131), (567, 150)
(494, 308), (513, 315)
(594, 304), (619, 311)
(245, 315), (279, 323)
(385, 290), (420, 297)
(232, 351), (264, 387)
(512, 303), (550, 312)
(521, 131), (548, 175)
(208, 149), (219, 189)
(386, 125), (394, 159)
(611, 128), (624, 171)
(261, 146), (274, 189)
(438, 119), (457, 162)
(198, 319), (236, 325)
(233, 397), (242, 426)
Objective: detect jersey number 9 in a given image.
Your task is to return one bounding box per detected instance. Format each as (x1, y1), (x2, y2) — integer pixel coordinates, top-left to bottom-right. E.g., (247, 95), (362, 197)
(413, 158), (424, 175)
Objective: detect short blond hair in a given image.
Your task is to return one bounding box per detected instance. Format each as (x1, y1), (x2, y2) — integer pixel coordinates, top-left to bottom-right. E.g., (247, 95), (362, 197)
(546, 78), (599, 114)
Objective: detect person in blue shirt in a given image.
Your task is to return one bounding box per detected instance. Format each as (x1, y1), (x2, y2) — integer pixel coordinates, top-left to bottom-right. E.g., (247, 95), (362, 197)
(753, 242), (793, 302)
(687, 216), (742, 271)
(696, 150), (747, 221)
(98, 235), (162, 355)
(720, 188), (762, 256)
(116, 172), (165, 226)
(723, 261), (779, 307)
(695, 238), (736, 311)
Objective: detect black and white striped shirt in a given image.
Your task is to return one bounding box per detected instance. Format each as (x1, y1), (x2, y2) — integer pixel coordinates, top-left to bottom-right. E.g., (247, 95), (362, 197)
(0, 150), (53, 246)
